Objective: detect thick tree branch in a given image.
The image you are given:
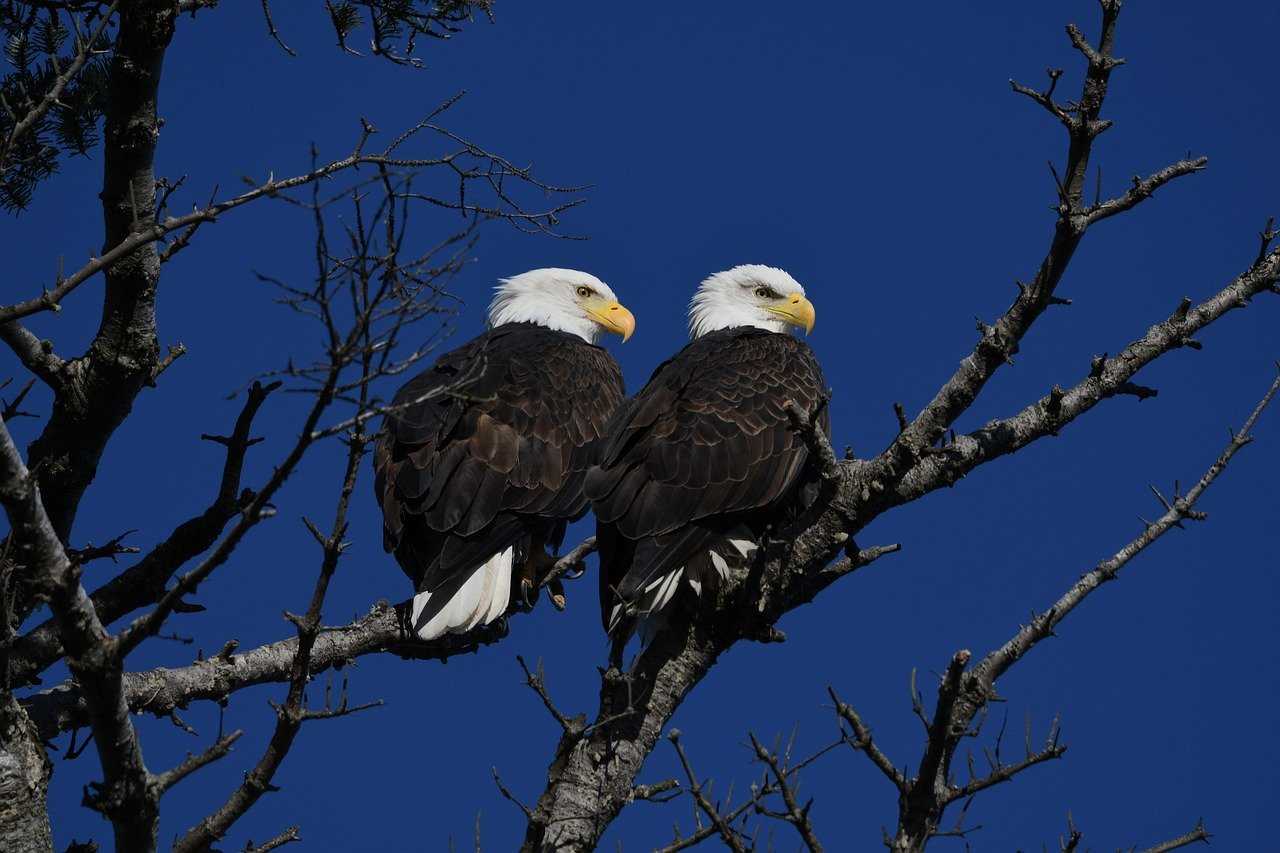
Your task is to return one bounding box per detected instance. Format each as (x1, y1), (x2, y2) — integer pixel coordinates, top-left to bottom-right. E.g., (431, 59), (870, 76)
(20, 0), (179, 555)
(884, 245), (1280, 520)
(0, 415), (155, 850)
(23, 552), (593, 738)
(0, 694), (54, 852)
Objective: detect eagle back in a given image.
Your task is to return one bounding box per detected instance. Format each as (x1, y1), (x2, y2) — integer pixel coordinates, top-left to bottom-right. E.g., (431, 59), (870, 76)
(375, 323), (625, 586)
(587, 327), (828, 542)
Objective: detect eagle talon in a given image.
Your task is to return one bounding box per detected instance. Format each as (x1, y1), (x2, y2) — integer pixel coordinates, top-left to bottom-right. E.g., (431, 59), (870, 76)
(519, 578), (536, 610)
(548, 577), (568, 611)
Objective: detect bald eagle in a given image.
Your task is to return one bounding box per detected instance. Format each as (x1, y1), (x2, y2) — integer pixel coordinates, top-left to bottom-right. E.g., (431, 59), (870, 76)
(375, 269), (634, 640)
(586, 265), (825, 655)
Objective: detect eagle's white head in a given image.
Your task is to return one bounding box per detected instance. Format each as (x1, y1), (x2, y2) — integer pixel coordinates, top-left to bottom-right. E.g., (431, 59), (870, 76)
(687, 264), (817, 339)
(488, 268), (636, 344)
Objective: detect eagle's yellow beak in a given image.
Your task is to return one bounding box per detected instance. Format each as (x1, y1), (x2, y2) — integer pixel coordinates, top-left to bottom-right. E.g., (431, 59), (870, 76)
(768, 293), (816, 335)
(586, 299), (636, 342)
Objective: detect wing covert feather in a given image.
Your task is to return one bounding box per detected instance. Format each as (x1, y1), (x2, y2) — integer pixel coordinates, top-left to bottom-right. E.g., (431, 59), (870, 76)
(374, 323), (624, 592)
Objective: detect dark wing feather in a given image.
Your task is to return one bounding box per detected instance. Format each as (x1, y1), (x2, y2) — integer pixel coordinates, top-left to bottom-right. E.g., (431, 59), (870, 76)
(588, 328), (828, 611)
(375, 323), (625, 593)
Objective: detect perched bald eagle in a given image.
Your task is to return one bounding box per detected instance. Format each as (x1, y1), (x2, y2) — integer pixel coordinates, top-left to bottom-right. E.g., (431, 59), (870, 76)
(586, 265), (825, 656)
(375, 269), (634, 640)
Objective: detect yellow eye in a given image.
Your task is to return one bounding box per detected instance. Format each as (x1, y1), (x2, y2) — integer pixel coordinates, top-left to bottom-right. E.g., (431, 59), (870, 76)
(576, 286), (593, 298)
(755, 287), (773, 299)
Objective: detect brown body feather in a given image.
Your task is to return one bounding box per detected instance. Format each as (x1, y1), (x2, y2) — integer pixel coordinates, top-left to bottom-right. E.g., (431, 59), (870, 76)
(375, 323), (625, 595)
(586, 327), (829, 636)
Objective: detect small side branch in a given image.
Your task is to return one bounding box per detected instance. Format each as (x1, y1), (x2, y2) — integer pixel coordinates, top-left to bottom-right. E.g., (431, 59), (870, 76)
(785, 399), (839, 482)
(150, 730), (244, 796)
(1138, 820), (1212, 853)
(1057, 816), (1210, 853)
(948, 735), (1065, 802)
(983, 368), (1280, 685)
(829, 688), (907, 793)
(667, 730), (749, 853)
(1009, 67), (1071, 127)
(516, 655), (583, 737)
(748, 732), (824, 853)
(1085, 158), (1208, 225)
(173, 394), (373, 852)
(243, 826), (301, 853)
(260, 0), (296, 56)
(0, 322), (66, 389)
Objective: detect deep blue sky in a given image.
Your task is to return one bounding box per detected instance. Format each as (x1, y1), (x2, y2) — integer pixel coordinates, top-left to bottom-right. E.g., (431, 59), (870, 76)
(7, 2), (1278, 850)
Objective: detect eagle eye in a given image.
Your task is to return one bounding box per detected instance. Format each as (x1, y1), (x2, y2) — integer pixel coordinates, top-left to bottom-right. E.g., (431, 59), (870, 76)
(576, 285), (593, 298)
(754, 286), (778, 299)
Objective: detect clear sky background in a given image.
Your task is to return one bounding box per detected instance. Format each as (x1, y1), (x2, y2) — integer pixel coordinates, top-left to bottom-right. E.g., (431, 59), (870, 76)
(8, 2), (1279, 850)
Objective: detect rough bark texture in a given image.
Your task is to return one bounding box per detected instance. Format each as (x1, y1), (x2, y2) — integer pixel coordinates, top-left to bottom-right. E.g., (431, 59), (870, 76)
(522, 625), (725, 851)
(25, 599), (520, 737)
(0, 696), (53, 853)
(24, 0), (176, 545)
(0, 415), (163, 852)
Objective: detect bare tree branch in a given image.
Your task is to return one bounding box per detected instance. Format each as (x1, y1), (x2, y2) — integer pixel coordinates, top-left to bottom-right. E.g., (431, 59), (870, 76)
(9, 379), (279, 687)
(1138, 820), (1212, 853)
(829, 368), (1278, 850)
(0, 416), (155, 850)
(878, 0), (1154, 481)
(829, 687), (907, 793)
(23, 533), (604, 738)
(748, 732), (824, 853)
(174, 399), (373, 851)
(149, 729), (243, 796)
(1084, 158), (1208, 225)
(666, 730), (749, 853)
(243, 825), (301, 853)
(0, 111), (577, 326)
(0, 322), (66, 389)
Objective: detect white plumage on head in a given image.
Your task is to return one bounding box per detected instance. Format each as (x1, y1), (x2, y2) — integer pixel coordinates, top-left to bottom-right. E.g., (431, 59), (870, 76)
(688, 264), (809, 339)
(488, 268), (623, 343)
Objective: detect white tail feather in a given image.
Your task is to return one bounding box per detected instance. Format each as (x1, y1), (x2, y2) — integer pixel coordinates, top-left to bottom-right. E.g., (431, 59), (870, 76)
(614, 526), (761, 648)
(408, 547), (513, 640)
